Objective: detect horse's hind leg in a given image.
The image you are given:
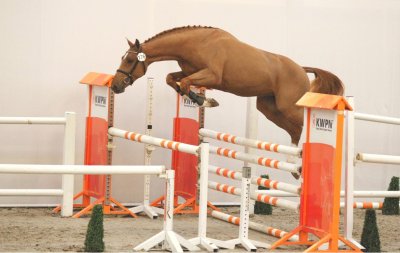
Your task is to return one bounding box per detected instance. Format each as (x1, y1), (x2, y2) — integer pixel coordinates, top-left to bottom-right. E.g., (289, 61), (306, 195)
(256, 96), (303, 145)
(257, 95), (303, 179)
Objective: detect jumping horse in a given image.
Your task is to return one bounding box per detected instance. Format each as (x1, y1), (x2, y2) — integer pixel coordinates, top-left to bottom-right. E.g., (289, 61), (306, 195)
(111, 26), (344, 147)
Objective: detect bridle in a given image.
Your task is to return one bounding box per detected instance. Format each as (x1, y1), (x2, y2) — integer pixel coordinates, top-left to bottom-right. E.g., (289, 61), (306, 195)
(116, 47), (147, 86)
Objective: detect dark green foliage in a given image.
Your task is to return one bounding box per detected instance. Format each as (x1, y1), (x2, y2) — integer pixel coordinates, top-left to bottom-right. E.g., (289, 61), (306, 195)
(254, 174), (273, 215)
(382, 176), (399, 215)
(84, 205), (105, 252)
(360, 209), (381, 252)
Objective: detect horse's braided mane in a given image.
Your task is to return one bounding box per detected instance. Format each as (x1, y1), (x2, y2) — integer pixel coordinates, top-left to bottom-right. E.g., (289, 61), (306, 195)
(144, 25), (216, 43)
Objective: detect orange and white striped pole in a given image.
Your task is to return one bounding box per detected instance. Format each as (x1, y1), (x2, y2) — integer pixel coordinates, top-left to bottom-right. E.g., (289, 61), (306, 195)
(209, 145), (300, 173)
(209, 165), (301, 195)
(208, 181), (299, 211)
(200, 128), (302, 157)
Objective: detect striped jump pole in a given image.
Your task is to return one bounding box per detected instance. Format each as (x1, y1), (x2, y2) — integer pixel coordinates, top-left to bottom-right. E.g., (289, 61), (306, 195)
(215, 167), (270, 251)
(209, 165), (301, 195)
(209, 146), (300, 174)
(108, 127), (199, 155)
(211, 210), (299, 241)
(340, 202), (384, 209)
(208, 181), (299, 211)
(200, 128), (302, 157)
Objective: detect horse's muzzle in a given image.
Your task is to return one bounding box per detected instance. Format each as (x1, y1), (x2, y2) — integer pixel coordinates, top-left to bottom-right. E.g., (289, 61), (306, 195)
(111, 85), (125, 94)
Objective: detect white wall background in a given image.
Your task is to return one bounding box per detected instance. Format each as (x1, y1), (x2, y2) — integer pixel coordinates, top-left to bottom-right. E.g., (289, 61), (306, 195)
(0, 0), (399, 206)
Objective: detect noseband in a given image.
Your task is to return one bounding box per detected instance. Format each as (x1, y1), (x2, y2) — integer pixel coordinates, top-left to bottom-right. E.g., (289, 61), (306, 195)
(116, 48), (147, 85)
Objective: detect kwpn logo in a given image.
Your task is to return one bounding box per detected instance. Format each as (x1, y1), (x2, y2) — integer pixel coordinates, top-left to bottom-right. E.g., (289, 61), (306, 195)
(94, 95), (107, 107)
(312, 113), (333, 132)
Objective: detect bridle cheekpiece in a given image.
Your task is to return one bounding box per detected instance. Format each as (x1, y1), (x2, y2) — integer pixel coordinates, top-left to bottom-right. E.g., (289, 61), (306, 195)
(116, 42), (147, 86)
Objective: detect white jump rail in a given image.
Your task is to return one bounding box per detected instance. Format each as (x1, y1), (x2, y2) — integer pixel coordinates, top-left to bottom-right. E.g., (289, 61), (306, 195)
(0, 112), (76, 217)
(255, 190), (400, 198)
(356, 153), (400, 165)
(0, 164), (165, 218)
(209, 145), (300, 173)
(0, 117), (67, 125)
(354, 112), (400, 125)
(200, 128), (302, 157)
(343, 99), (400, 248)
(209, 165), (301, 195)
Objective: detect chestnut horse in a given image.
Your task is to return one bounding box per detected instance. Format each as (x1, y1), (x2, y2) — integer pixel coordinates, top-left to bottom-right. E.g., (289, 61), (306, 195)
(111, 26), (343, 146)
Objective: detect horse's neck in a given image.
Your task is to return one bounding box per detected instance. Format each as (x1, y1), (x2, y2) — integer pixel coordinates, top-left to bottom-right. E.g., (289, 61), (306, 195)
(142, 41), (179, 64)
(142, 37), (183, 64)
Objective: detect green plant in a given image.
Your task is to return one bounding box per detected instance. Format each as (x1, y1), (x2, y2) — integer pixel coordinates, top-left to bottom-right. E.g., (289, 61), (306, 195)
(254, 174), (272, 215)
(84, 205), (105, 252)
(382, 176), (399, 215)
(360, 209), (381, 252)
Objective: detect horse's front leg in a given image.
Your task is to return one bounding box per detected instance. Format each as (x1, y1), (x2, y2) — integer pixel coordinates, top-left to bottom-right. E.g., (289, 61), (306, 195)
(179, 68), (221, 107)
(166, 71), (186, 95)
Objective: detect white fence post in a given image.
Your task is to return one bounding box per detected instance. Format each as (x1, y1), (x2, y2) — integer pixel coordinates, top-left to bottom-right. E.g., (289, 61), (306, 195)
(61, 112), (76, 217)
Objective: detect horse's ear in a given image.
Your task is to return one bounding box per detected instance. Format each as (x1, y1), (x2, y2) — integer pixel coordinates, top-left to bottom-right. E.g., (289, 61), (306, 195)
(135, 39), (141, 49)
(126, 38), (135, 48)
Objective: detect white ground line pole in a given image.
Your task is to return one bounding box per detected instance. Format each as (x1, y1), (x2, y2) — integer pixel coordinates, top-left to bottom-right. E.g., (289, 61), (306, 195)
(134, 170), (199, 253)
(61, 112), (76, 217)
(130, 77), (163, 219)
(226, 166), (270, 251)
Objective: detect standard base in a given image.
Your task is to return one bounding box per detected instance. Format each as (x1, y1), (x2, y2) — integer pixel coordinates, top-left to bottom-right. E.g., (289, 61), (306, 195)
(270, 226), (362, 252)
(134, 231), (200, 253)
(129, 204), (163, 219)
(225, 238), (270, 252)
(189, 237), (221, 252)
(53, 192), (137, 218)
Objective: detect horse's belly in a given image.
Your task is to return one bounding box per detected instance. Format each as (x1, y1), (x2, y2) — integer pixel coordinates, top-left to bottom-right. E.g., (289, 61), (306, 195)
(220, 78), (274, 97)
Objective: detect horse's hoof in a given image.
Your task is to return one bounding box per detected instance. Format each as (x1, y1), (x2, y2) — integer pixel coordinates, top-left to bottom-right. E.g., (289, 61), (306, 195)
(202, 98), (219, 107)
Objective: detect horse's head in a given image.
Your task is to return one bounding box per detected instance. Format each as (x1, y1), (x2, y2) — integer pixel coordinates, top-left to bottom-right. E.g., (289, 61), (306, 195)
(111, 39), (147, 94)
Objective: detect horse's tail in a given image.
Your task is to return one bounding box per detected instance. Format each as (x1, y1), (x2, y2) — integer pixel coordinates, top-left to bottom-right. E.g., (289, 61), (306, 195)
(303, 67), (344, 95)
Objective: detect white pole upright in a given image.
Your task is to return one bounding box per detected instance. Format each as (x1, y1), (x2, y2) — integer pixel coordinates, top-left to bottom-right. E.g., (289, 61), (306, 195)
(190, 143), (232, 251)
(344, 97), (363, 249)
(130, 77), (163, 218)
(134, 170), (199, 252)
(225, 166), (271, 251)
(61, 112), (76, 217)
(245, 97), (258, 214)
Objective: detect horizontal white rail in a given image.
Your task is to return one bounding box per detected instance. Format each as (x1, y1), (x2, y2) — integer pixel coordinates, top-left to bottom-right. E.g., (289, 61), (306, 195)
(354, 112), (400, 125)
(0, 116), (66, 125)
(256, 190), (400, 198)
(109, 127), (199, 155)
(356, 153), (400, 165)
(209, 165), (301, 195)
(200, 128), (302, 157)
(0, 189), (64, 196)
(0, 164), (165, 175)
(209, 145), (300, 173)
